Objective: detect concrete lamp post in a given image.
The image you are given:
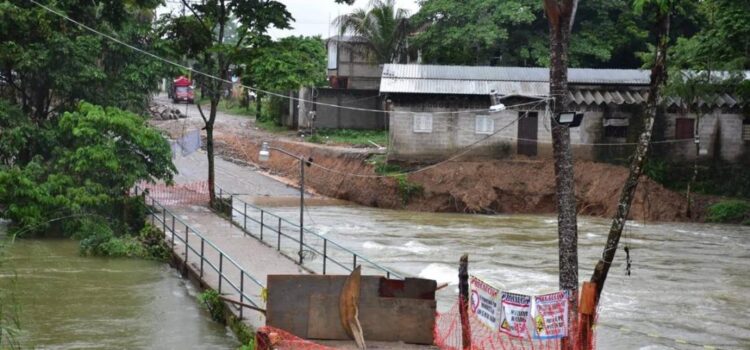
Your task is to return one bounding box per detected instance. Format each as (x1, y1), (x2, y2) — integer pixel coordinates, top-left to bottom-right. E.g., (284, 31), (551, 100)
(259, 141), (311, 265)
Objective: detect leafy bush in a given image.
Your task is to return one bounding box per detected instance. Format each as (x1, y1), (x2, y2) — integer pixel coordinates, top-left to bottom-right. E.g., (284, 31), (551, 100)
(394, 174), (424, 205)
(367, 154), (401, 175)
(138, 224), (171, 261)
(0, 102), (175, 247)
(229, 315), (255, 345)
(198, 289), (226, 323)
(706, 200), (750, 224)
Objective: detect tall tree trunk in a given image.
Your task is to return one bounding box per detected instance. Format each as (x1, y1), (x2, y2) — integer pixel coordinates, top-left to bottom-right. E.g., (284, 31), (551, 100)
(590, 4), (671, 302)
(544, 1), (578, 348)
(207, 98), (218, 207)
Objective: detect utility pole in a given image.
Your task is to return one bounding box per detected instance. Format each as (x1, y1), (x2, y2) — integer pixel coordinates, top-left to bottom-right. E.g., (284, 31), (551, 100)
(543, 1), (579, 348)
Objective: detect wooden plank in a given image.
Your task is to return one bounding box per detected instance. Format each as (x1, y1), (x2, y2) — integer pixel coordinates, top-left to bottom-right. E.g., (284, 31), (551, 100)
(307, 294), (436, 344)
(268, 275), (412, 338)
(378, 277), (437, 300)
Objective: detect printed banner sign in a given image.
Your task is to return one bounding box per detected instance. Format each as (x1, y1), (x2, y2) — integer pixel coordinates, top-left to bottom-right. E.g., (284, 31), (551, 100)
(498, 292), (531, 337)
(532, 290), (569, 339)
(469, 275), (501, 329)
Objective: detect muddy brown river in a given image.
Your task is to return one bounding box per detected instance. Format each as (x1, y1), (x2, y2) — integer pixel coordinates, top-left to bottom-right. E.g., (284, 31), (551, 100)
(0, 228), (239, 349)
(261, 202), (750, 350)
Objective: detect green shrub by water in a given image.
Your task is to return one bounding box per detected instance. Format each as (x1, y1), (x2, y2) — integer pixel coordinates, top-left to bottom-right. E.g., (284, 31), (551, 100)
(78, 222), (170, 260)
(198, 290), (227, 323)
(643, 160), (750, 200)
(706, 200), (750, 224)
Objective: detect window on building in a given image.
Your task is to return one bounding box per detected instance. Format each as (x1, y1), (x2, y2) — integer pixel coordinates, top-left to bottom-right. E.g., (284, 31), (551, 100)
(675, 118), (695, 139)
(603, 117), (628, 138)
(604, 126), (627, 138)
(327, 41), (338, 69)
(413, 113), (433, 133)
(743, 118), (750, 141)
(475, 115), (494, 134)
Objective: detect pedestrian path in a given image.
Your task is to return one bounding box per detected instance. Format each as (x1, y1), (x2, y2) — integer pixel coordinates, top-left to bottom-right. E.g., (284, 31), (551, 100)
(144, 192), (309, 330)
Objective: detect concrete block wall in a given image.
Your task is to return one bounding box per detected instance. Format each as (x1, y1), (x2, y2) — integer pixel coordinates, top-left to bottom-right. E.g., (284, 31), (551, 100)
(314, 88), (385, 130)
(388, 102), (534, 161)
(660, 112), (747, 162)
(388, 103), (605, 162)
(387, 95), (747, 163)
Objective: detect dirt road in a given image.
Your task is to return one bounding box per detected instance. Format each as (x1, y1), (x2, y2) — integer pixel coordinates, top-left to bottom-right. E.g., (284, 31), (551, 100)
(150, 95), (709, 222)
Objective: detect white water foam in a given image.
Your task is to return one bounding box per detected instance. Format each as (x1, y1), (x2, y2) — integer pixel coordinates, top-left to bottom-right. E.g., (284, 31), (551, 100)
(418, 263), (459, 285)
(402, 240), (432, 254)
(362, 241), (386, 250)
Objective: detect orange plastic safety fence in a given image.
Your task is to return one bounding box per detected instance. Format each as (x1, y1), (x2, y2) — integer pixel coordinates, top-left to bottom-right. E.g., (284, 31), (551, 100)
(255, 326), (335, 350)
(133, 181), (210, 206)
(434, 299), (596, 350)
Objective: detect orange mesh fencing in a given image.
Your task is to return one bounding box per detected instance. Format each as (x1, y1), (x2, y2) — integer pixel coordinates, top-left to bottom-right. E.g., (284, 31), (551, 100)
(255, 326), (335, 350)
(434, 299), (596, 350)
(133, 181), (210, 206)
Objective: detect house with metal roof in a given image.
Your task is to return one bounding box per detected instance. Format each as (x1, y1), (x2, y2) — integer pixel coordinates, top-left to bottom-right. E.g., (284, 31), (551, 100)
(379, 64), (749, 163)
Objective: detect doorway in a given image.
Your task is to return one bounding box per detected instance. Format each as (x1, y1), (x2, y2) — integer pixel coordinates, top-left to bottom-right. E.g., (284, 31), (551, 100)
(517, 111), (538, 157)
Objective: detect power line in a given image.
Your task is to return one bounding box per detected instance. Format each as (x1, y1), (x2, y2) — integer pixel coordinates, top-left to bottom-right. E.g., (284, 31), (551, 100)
(27, 0), (552, 116)
(304, 100), (547, 178)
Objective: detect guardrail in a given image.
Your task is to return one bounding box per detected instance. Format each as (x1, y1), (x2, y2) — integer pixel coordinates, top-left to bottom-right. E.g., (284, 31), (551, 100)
(134, 186), (265, 319)
(215, 186), (403, 279)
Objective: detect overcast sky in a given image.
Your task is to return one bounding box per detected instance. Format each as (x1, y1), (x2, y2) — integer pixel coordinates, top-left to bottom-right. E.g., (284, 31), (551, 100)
(268, 0), (420, 39)
(159, 0), (421, 39)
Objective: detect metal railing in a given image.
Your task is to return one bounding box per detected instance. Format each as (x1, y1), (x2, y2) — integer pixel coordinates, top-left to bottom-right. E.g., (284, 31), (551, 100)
(215, 186), (403, 279)
(134, 186), (265, 319)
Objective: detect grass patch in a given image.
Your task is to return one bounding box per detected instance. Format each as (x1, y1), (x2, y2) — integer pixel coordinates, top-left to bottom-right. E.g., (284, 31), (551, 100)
(365, 155), (423, 204)
(308, 129), (387, 147)
(706, 200), (750, 224)
(198, 289), (256, 349)
(255, 119), (288, 133)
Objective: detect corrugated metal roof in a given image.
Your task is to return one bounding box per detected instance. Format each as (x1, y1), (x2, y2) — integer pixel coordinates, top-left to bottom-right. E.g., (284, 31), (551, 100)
(380, 64), (746, 107)
(380, 77), (549, 96)
(380, 64), (651, 93)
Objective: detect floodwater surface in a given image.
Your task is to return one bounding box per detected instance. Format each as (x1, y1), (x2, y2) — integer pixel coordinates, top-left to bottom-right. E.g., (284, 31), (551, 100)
(262, 203), (750, 350)
(0, 230), (238, 349)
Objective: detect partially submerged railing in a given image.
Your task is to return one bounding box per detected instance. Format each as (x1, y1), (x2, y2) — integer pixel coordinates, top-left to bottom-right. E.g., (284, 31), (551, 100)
(215, 186), (403, 279)
(134, 186), (265, 319)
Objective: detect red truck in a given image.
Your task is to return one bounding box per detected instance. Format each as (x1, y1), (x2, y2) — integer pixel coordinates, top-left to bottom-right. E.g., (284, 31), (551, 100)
(169, 76), (195, 104)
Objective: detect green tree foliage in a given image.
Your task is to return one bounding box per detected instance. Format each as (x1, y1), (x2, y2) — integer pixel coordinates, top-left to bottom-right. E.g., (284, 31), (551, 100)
(412, 0), (540, 65)
(411, 0), (672, 68)
(250, 36), (327, 92)
(335, 0), (411, 64)
(0, 102), (175, 239)
(163, 0), (292, 204)
(670, 0), (750, 71)
(0, 0), (171, 119)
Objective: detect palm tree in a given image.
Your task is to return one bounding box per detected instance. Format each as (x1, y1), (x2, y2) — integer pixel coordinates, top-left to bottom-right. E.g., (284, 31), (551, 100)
(334, 0), (410, 64)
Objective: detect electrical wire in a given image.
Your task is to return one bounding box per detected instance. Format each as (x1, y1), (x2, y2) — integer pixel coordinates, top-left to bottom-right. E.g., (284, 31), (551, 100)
(304, 99), (547, 178)
(27, 0), (552, 116)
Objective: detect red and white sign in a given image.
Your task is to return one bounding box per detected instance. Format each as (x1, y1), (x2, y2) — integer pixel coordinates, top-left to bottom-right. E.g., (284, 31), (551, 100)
(532, 290), (569, 339)
(469, 275), (501, 329)
(498, 292), (531, 337)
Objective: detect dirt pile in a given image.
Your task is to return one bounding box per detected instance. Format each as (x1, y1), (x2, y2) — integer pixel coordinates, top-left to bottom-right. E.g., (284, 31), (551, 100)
(213, 133), (704, 222)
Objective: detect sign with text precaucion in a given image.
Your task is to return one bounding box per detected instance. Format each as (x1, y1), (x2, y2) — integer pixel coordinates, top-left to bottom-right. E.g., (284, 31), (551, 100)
(498, 292), (531, 337)
(532, 290), (570, 339)
(469, 275), (501, 330)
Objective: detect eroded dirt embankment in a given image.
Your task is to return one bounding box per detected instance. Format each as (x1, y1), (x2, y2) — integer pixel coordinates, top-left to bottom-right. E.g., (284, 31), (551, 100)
(211, 133), (708, 222)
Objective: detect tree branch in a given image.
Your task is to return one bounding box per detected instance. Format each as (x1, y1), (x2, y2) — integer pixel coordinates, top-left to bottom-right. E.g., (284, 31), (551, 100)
(196, 101), (208, 125)
(180, 0), (212, 34)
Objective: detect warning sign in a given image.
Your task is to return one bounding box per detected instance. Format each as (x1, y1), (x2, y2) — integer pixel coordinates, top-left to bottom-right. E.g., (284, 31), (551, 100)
(532, 290), (569, 339)
(468, 275), (500, 330)
(498, 292), (531, 337)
